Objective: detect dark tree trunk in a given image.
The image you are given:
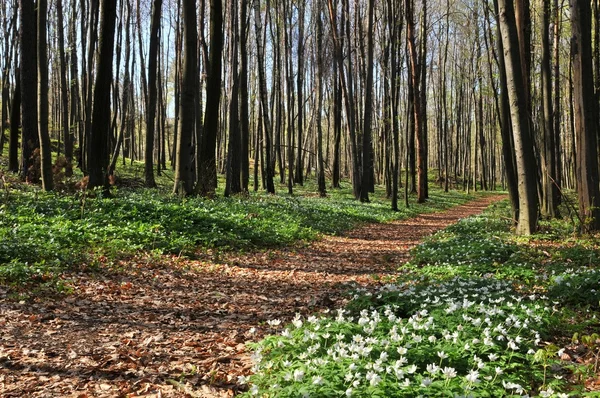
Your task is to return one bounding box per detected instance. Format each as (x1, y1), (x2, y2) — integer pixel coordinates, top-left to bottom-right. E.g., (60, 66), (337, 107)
(145, 0), (162, 188)
(225, 0), (241, 197)
(196, 0), (223, 196)
(360, 0), (375, 203)
(19, 0), (39, 182)
(56, 0), (73, 177)
(173, 0), (197, 195)
(240, 0), (250, 191)
(571, 0), (600, 231)
(88, 0), (117, 192)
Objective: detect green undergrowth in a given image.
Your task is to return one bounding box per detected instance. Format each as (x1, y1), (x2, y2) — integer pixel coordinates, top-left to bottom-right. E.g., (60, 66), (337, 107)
(0, 159), (479, 287)
(242, 199), (600, 397)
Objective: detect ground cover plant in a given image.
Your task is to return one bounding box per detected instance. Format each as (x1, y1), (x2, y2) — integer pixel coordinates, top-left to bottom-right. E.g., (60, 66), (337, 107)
(242, 200), (600, 397)
(0, 160), (476, 289)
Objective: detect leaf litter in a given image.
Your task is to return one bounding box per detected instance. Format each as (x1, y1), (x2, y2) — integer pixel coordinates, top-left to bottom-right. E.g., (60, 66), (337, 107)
(0, 195), (504, 397)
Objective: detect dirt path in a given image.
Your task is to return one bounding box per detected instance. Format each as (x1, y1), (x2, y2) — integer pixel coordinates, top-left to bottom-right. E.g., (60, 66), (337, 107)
(0, 194), (505, 397)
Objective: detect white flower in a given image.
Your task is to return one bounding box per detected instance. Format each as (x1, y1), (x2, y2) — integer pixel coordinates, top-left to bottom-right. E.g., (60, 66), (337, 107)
(345, 388), (353, 397)
(366, 370), (382, 386)
(293, 369), (305, 381)
(407, 364), (418, 374)
(237, 375), (248, 385)
(249, 327), (256, 334)
(267, 319), (281, 327)
(437, 351), (448, 360)
(397, 346), (408, 355)
(465, 369), (479, 383)
(442, 367), (457, 379)
(312, 375), (324, 385)
(250, 384), (259, 395)
(426, 363), (440, 375)
(495, 366), (503, 375)
(539, 387), (554, 397)
(421, 377), (432, 387)
(488, 353), (498, 361)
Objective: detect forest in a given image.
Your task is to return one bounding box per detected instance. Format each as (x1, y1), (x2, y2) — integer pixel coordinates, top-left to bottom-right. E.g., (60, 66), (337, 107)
(1, 0), (600, 396)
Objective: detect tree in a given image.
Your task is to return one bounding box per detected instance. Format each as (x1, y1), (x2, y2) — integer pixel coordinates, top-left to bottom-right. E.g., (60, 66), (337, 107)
(315, 0), (326, 197)
(145, 0), (162, 188)
(196, 0), (223, 197)
(253, 0), (275, 194)
(497, 0), (539, 234)
(360, 0), (375, 203)
(37, 0), (52, 191)
(571, 0), (600, 231)
(88, 0), (117, 192)
(225, 0), (242, 197)
(173, 0), (197, 195)
(19, 0), (39, 181)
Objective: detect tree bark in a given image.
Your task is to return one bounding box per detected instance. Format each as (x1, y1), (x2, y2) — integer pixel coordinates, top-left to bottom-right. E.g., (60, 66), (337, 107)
(571, 0), (600, 231)
(173, 0), (197, 195)
(498, 0), (539, 234)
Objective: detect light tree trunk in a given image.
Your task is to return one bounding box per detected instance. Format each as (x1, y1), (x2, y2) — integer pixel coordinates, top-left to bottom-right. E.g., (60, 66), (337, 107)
(498, 0), (539, 234)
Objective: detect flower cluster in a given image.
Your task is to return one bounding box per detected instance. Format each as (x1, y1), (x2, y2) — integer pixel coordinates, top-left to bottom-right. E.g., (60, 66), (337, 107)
(241, 278), (569, 397)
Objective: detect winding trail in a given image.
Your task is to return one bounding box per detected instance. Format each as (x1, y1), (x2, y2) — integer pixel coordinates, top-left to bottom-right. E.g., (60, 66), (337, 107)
(0, 194), (505, 397)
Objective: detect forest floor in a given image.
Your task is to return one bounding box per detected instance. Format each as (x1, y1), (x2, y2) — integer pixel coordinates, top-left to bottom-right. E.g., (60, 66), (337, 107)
(0, 194), (505, 397)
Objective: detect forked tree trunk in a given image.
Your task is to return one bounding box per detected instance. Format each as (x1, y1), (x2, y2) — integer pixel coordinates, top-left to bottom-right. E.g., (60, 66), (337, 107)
(498, 0), (539, 234)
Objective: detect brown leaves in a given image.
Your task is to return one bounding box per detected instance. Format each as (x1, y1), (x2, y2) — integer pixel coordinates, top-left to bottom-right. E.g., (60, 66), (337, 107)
(0, 195), (505, 397)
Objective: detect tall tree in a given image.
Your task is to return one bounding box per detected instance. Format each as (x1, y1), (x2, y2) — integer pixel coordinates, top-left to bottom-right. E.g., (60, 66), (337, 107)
(540, 0), (558, 217)
(253, 0), (275, 193)
(56, 0), (73, 177)
(19, 0), (38, 181)
(315, 0), (326, 197)
(88, 0), (117, 191)
(173, 0), (197, 195)
(196, 0), (223, 196)
(225, 0), (242, 196)
(571, 0), (600, 231)
(145, 0), (162, 188)
(360, 0), (375, 202)
(37, 0), (52, 190)
(498, 0), (539, 234)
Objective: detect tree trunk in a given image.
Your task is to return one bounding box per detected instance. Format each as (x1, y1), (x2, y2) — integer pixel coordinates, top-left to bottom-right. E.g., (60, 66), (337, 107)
(37, 0), (52, 190)
(571, 0), (600, 231)
(360, 0), (375, 203)
(225, 0), (241, 197)
(196, 0), (223, 196)
(88, 0), (117, 192)
(173, 0), (197, 195)
(498, 0), (539, 234)
(145, 0), (162, 188)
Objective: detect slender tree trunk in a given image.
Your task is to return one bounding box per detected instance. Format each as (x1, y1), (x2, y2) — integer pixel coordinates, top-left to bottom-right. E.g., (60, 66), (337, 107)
(37, 0), (52, 190)
(145, 0), (162, 188)
(225, 0), (241, 197)
(360, 0), (375, 202)
(240, 0), (250, 191)
(173, 0), (197, 195)
(253, 0), (275, 193)
(315, 0), (326, 197)
(8, 68), (19, 172)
